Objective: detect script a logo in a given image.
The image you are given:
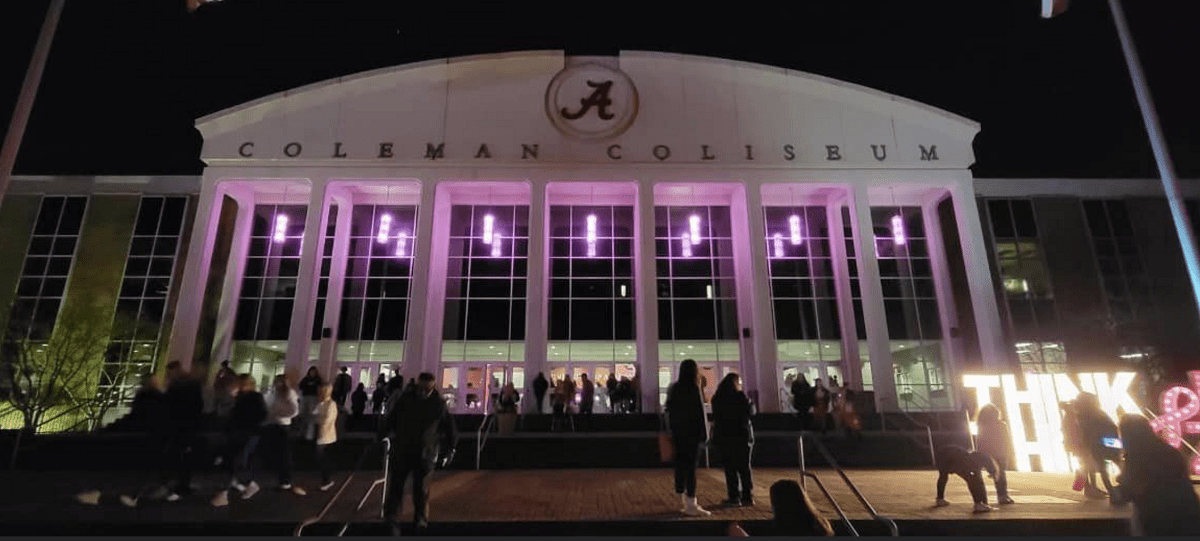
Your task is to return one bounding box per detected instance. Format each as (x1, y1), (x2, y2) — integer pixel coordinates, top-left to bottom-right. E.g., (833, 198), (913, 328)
(545, 62), (638, 141)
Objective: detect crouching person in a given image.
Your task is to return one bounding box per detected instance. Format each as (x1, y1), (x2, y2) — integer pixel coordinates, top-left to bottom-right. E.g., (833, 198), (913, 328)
(935, 445), (997, 513)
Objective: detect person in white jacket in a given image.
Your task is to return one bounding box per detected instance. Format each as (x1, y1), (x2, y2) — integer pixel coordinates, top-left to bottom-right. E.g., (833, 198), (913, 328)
(313, 382), (339, 491)
(265, 374), (305, 495)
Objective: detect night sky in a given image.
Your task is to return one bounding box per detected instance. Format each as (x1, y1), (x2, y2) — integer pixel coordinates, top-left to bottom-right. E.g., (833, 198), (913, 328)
(1, 0), (1197, 179)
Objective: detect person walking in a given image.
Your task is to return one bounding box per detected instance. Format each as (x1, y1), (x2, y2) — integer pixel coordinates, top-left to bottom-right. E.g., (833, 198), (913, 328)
(975, 403), (1014, 504)
(1116, 413), (1200, 535)
(378, 372), (459, 535)
(264, 374), (306, 495)
(312, 383), (339, 492)
(1075, 393), (1122, 502)
(533, 372), (549, 414)
(712, 373), (755, 507)
(117, 375), (168, 508)
(580, 374), (595, 415)
(211, 374), (268, 507)
(791, 375), (814, 430)
(351, 383), (368, 420)
(666, 359), (711, 516)
(332, 367), (353, 410)
(163, 361), (204, 501)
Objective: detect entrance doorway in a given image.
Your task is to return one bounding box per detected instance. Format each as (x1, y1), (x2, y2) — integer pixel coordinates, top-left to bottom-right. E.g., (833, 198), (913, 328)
(440, 364), (525, 414)
(658, 362), (739, 409)
(545, 363), (635, 413)
(779, 362), (844, 412)
(339, 362), (399, 393)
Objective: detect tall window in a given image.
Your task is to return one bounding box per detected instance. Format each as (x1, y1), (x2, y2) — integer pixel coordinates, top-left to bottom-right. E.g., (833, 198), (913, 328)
(442, 205), (528, 363)
(338, 204), (417, 366)
(1083, 200), (1154, 326)
(232, 203), (307, 387)
(984, 198), (1066, 374)
(655, 205), (739, 401)
(763, 205), (843, 386)
(10, 196), (88, 340)
(547, 205), (636, 373)
(106, 196), (188, 405)
(872, 206), (947, 411)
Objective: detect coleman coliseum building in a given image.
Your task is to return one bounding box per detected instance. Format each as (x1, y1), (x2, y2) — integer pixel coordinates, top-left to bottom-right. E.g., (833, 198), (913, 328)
(3, 51), (1198, 421)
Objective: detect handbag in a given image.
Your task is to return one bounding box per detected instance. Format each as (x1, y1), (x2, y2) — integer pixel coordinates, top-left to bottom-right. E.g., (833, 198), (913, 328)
(658, 413), (675, 463)
(1072, 470), (1086, 491)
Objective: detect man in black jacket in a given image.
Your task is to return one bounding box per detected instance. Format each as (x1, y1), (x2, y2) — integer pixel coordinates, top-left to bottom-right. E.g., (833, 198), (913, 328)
(163, 361), (204, 500)
(332, 367), (353, 409)
(532, 372), (549, 414)
(378, 372), (459, 534)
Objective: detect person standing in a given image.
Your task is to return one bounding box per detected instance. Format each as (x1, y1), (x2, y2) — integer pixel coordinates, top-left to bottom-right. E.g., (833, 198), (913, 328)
(373, 375), (388, 414)
(298, 367), (323, 439)
(351, 383), (368, 420)
(1075, 393), (1122, 502)
(791, 375), (814, 430)
(580, 374), (595, 415)
(332, 367), (353, 410)
(1116, 414), (1200, 535)
(666, 359), (711, 516)
(264, 374), (305, 495)
(312, 383), (339, 492)
(533, 372), (549, 414)
(712, 373), (755, 507)
(975, 403), (1014, 504)
(378, 372), (459, 535)
(606, 374), (618, 412)
(812, 379), (830, 435)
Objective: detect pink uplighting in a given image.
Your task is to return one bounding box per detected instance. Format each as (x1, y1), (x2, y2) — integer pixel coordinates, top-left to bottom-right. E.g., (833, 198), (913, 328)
(891, 214), (907, 246)
(586, 214), (598, 257)
(482, 214), (495, 244)
(491, 232), (503, 257)
(680, 232), (692, 257)
(688, 214), (702, 245)
(376, 214), (392, 243)
(773, 232), (785, 258)
(395, 231), (408, 257)
(789, 214), (803, 245)
(273, 214), (288, 243)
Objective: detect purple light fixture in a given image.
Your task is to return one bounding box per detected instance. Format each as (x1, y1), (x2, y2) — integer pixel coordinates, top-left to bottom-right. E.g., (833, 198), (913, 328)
(376, 213), (392, 243)
(789, 214), (803, 245)
(773, 232), (785, 258)
(273, 214), (288, 243)
(891, 214), (907, 246)
(586, 214), (598, 258)
(482, 213), (495, 245)
(491, 231), (503, 257)
(688, 214), (702, 245)
(680, 232), (693, 258)
(395, 231), (408, 257)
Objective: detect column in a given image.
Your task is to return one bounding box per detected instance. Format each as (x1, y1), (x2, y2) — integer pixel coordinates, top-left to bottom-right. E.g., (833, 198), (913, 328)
(737, 184), (777, 412)
(634, 182), (661, 413)
(317, 185), (353, 378)
(949, 180), (1010, 370)
(285, 179), (331, 377)
(827, 196), (862, 391)
(165, 177), (224, 371)
(400, 182), (439, 381)
(522, 180), (548, 413)
(418, 183), (453, 380)
(209, 185), (255, 366)
(849, 186), (899, 411)
(922, 189), (964, 406)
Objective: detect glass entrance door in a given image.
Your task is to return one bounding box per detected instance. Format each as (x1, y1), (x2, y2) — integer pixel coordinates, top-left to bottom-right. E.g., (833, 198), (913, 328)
(443, 364), (524, 413)
(779, 362), (845, 412)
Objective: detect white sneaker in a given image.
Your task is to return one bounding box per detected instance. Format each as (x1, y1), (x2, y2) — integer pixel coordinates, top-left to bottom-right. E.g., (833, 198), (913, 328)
(214, 456), (224, 467)
(973, 502), (993, 513)
(231, 481), (246, 493)
(119, 495), (138, 508)
(241, 481), (260, 500)
(165, 493), (181, 502)
(280, 483), (293, 490)
(211, 491), (229, 507)
(679, 493), (688, 512)
(320, 481), (335, 492)
(290, 486), (307, 496)
(75, 490), (101, 506)
(684, 497), (712, 517)
(935, 498), (950, 507)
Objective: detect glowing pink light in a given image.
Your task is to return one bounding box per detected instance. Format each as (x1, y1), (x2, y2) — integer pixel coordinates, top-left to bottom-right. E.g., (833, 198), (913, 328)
(273, 214), (288, 243)
(587, 241), (597, 258)
(688, 214), (702, 245)
(773, 233), (785, 258)
(482, 214), (495, 244)
(491, 232), (502, 257)
(680, 232), (692, 258)
(376, 214), (392, 243)
(586, 214), (597, 243)
(395, 231), (408, 257)
(789, 215), (803, 245)
(891, 214), (906, 246)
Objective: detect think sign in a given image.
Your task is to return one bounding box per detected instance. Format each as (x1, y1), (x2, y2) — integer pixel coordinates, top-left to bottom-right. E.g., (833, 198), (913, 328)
(1149, 371), (1200, 476)
(962, 372), (1139, 472)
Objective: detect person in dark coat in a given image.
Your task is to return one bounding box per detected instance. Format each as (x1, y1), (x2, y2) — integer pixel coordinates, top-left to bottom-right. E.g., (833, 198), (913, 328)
(934, 444), (997, 513)
(712, 373), (755, 507)
(1116, 413), (1200, 535)
(351, 383), (368, 419)
(373, 374), (388, 413)
(666, 359), (711, 516)
(211, 374), (269, 507)
(332, 367), (353, 409)
(117, 375), (168, 507)
(791, 375), (814, 430)
(387, 372), (404, 397)
(606, 374), (618, 412)
(1074, 393), (1122, 502)
(533, 372), (549, 414)
(378, 372), (459, 535)
(163, 361), (204, 500)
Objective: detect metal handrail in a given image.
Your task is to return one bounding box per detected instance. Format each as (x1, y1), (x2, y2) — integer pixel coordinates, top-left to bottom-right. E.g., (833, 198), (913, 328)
(475, 413), (496, 470)
(800, 433), (900, 536)
(881, 411), (937, 468)
(295, 439), (389, 537)
(336, 438), (392, 537)
(798, 470), (859, 537)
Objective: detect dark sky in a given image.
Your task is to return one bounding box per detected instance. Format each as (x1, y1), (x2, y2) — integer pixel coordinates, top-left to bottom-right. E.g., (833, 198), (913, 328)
(1, 0), (1197, 178)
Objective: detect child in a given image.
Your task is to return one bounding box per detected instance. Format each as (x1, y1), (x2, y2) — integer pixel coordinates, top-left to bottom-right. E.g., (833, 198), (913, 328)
(975, 403), (1014, 504)
(313, 382), (339, 491)
(935, 444), (997, 513)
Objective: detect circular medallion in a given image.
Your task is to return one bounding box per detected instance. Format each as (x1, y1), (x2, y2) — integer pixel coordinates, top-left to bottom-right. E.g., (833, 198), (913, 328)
(545, 63), (638, 141)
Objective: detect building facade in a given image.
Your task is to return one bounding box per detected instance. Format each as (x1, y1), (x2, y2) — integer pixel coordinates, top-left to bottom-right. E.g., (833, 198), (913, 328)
(2, 51), (1197, 422)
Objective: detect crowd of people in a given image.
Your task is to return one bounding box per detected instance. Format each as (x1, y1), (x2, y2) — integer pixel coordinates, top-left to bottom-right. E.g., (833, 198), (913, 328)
(785, 374), (862, 440)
